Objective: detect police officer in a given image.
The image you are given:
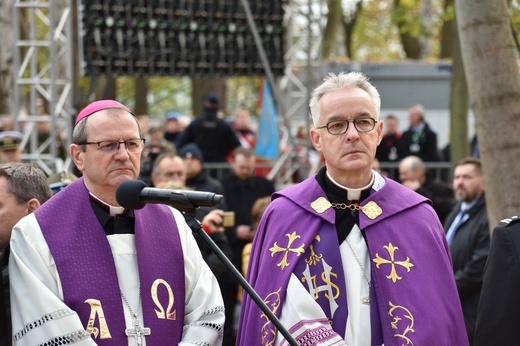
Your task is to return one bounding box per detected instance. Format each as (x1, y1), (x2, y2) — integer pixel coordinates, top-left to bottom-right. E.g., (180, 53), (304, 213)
(0, 131), (23, 163)
(475, 216), (520, 345)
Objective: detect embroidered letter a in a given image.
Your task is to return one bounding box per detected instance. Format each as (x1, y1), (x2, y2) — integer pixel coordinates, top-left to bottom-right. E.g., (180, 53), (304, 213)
(85, 299), (112, 339)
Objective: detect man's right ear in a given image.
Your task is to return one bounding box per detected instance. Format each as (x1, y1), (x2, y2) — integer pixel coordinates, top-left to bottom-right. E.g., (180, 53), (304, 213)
(70, 144), (84, 171)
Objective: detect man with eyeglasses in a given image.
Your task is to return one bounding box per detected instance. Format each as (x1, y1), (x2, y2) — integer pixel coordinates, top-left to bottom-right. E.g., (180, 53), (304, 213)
(8, 100), (224, 345)
(237, 72), (468, 345)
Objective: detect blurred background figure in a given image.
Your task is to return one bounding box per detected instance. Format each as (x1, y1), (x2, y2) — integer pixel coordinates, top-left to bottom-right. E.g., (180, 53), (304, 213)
(164, 112), (183, 145)
(376, 114), (402, 162)
(136, 114), (151, 142)
(241, 196), (271, 276)
(0, 131), (23, 163)
(151, 152), (233, 288)
(0, 163), (52, 345)
(138, 141), (175, 186)
(176, 93), (241, 167)
(0, 117), (14, 132)
(475, 215), (520, 345)
(443, 157), (489, 345)
(232, 108), (256, 150)
(37, 116), (66, 160)
(219, 147), (275, 346)
(47, 170), (78, 195)
(400, 104), (440, 162)
(179, 143), (225, 196)
(399, 155), (454, 223)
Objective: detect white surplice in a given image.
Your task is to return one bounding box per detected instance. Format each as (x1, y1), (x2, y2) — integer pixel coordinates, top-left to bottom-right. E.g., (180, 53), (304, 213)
(9, 207), (224, 345)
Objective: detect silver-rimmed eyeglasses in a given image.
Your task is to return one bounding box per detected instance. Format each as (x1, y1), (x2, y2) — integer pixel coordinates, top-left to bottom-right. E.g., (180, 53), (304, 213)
(79, 138), (145, 154)
(316, 117), (377, 135)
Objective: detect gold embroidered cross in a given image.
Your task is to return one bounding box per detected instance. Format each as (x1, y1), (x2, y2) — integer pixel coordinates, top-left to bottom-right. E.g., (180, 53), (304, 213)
(269, 231), (305, 270)
(373, 243), (414, 283)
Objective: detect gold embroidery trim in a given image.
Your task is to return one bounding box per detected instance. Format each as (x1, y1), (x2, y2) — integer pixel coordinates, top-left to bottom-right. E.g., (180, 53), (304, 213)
(373, 243), (414, 283)
(269, 231), (305, 270)
(389, 301), (415, 345)
(310, 197), (382, 219)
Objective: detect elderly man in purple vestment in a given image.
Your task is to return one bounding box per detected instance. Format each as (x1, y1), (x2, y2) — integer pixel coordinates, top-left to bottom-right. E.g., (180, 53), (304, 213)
(8, 100), (225, 345)
(236, 72), (468, 346)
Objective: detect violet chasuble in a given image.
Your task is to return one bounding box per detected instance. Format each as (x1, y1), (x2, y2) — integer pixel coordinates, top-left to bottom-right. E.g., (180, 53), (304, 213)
(237, 173), (468, 346)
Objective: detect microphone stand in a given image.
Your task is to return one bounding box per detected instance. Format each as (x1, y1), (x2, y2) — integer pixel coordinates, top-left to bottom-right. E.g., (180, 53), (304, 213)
(182, 209), (298, 346)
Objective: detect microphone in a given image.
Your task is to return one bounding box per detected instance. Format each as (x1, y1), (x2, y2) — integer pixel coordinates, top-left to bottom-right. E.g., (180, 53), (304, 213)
(116, 180), (224, 211)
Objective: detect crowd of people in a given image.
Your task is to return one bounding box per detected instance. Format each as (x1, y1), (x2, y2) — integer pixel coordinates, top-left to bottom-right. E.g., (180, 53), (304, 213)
(0, 72), (515, 345)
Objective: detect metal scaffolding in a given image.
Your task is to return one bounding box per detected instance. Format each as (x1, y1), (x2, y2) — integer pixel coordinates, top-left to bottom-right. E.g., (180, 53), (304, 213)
(271, 0), (326, 183)
(11, 0), (325, 182)
(12, 0), (74, 175)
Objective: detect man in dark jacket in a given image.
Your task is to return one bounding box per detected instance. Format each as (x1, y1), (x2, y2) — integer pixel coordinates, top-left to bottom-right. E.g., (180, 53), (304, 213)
(176, 93), (241, 164)
(400, 104), (440, 161)
(443, 157), (489, 345)
(219, 147), (275, 346)
(150, 151), (232, 279)
(475, 215), (520, 345)
(398, 155), (454, 224)
(0, 163), (52, 345)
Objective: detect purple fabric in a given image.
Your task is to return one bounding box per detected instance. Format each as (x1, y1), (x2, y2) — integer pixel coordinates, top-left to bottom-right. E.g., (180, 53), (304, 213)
(237, 175), (468, 346)
(36, 178), (185, 344)
(292, 222), (347, 337)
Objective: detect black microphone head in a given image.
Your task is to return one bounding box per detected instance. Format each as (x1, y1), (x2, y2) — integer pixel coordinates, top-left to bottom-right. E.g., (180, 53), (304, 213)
(116, 180), (147, 209)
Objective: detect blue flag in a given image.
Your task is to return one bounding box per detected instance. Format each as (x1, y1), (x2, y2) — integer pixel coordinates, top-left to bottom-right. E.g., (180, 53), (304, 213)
(255, 81), (279, 161)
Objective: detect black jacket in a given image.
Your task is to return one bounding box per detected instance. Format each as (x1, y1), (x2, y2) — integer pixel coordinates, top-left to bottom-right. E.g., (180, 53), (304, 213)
(400, 122), (440, 161)
(475, 216), (520, 345)
(176, 109), (241, 163)
(443, 194), (489, 345)
(0, 246), (10, 346)
(219, 173), (275, 284)
(185, 169), (232, 279)
(416, 178), (454, 224)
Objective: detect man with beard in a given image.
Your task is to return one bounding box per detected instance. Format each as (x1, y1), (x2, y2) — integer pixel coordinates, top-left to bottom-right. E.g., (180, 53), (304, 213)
(443, 157), (489, 345)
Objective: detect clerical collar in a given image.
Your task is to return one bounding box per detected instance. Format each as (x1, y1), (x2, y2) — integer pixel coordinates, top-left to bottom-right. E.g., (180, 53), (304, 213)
(89, 192), (127, 217)
(325, 171), (375, 201)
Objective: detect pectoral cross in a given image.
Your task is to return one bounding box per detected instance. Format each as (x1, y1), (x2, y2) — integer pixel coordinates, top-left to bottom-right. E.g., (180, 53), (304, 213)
(125, 315), (151, 346)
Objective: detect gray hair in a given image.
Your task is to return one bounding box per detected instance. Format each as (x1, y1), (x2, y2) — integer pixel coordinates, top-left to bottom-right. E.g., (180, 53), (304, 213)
(72, 107), (142, 148)
(0, 163), (52, 204)
(309, 72), (381, 127)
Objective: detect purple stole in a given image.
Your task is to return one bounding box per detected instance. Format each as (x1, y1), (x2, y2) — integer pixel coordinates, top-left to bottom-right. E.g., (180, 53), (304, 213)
(237, 175), (468, 346)
(36, 178), (185, 344)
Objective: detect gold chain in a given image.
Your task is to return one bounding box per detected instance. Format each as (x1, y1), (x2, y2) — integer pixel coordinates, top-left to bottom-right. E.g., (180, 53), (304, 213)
(330, 203), (361, 211)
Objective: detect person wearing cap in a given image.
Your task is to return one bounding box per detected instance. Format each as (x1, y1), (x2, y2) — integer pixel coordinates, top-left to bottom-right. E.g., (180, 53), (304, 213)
(0, 131), (23, 163)
(0, 163), (52, 346)
(176, 93), (241, 165)
(8, 100), (224, 345)
(164, 112), (183, 144)
(179, 143), (225, 196)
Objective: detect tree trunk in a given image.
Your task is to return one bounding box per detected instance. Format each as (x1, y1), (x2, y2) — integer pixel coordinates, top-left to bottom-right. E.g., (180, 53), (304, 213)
(342, 2), (362, 59)
(439, 0), (454, 58)
(0, 0), (14, 115)
(134, 77), (148, 115)
(456, 0), (520, 229)
(393, 0), (422, 59)
(191, 77), (226, 117)
(323, 0), (344, 59)
(449, 14), (469, 165)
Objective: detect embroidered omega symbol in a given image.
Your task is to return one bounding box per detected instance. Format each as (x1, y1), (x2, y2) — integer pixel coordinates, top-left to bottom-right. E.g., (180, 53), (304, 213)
(151, 279), (176, 320)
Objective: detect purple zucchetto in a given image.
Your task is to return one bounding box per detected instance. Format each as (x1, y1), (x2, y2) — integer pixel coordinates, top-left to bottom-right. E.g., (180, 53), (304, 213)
(75, 100), (135, 126)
